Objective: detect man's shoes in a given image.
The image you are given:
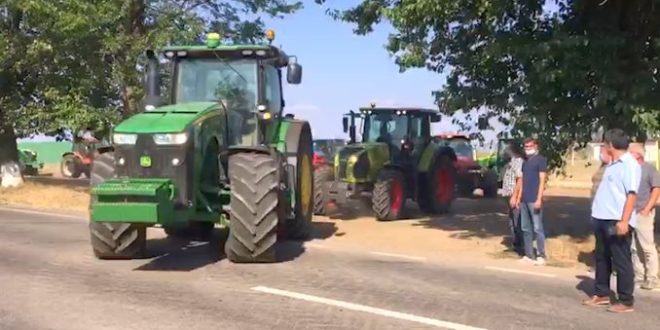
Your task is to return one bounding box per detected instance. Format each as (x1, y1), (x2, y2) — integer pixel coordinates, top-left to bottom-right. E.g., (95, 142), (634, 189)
(534, 257), (546, 266)
(518, 256), (535, 264)
(641, 280), (657, 290)
(582, 295), (610, 306)
(607, 303), (634, 313)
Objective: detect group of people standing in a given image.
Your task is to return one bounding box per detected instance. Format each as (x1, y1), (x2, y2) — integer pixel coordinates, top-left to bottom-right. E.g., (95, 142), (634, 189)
(500, 129), (660, 313)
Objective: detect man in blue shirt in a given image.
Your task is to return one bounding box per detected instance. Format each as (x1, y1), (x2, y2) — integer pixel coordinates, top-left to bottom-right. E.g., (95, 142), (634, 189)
(583, 129), (641, 313)
(518, 138), (548, 266)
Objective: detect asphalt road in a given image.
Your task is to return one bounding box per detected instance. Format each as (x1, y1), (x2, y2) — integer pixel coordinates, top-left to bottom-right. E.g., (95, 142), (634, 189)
(2, 207), (660, 330)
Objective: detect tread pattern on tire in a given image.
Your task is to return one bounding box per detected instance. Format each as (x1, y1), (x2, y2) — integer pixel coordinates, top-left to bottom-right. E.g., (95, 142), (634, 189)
(418, 155), (455, 214)
(89, 151), (147, 259)
(372, 169), (405, 221)
(286, 127), (313, 240)
(225, 152), (280, 263)
(313, 165), (333, 216)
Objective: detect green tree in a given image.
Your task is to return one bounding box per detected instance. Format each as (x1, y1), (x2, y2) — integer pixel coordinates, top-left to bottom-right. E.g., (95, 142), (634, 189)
(317, 0), (660, 169)
(0, 0), (302, 185)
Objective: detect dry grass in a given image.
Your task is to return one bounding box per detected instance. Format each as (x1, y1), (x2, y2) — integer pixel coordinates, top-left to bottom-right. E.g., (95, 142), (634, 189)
(0, 181), (89, 214)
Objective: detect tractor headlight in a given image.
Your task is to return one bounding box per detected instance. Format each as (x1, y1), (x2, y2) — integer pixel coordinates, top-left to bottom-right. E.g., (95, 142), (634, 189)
(113, 133), (137, 145)
(348, 154), (359, 163)
(153, 133), (188, 145)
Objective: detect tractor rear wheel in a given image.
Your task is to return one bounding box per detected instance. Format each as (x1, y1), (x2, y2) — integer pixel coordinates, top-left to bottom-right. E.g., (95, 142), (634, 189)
(225, 152), (280, 263)
(418, 155), (456, 214)
(286, 129), (314, 240)
(372, 169), (406, 221)
(313, 165), (333, 216)
(61, 154), (82, 178)
(88, 151), (147, 259)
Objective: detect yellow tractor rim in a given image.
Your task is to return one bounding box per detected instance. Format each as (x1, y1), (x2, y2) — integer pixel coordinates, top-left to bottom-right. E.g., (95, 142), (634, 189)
(300, 154), (312, 216)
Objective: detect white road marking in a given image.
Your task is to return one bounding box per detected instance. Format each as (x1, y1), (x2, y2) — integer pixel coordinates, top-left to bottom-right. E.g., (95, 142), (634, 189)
(0, 206), (84, 220)
(252, 286), (488, 330)
(484, 266), (557, 278)
(369, 251), (427, 261)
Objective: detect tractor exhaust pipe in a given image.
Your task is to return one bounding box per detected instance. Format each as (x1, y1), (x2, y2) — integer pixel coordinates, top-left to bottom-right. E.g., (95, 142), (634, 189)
(144, 50), (161, 109)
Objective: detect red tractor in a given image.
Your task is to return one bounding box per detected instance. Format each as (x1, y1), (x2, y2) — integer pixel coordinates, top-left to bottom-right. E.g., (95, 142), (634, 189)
(434, 133), (498, 198)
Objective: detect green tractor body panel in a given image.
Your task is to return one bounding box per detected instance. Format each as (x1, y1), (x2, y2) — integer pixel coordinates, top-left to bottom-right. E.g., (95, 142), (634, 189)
(91, 178), (177, 224)
(333, 142), (390, 183)
(417, 140), (444, 173)
(113, 102), (217, 134)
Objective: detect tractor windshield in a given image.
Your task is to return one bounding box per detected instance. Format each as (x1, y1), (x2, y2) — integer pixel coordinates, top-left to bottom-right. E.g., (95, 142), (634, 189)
(175, 58), (258, 111)
(363, 112), (407, 147)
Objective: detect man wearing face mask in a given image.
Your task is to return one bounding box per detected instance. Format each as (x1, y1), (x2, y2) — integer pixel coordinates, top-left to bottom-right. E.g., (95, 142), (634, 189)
(518, 138), (548, 266)
(583, 129), (641, 313)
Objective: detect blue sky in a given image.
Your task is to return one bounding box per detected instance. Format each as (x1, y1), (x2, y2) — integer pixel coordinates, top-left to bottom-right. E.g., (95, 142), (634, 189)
(262, 1), (468, 140)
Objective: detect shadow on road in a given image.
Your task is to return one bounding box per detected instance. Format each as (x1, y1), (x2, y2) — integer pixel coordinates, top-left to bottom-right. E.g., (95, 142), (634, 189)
(134, 220), (338, 272)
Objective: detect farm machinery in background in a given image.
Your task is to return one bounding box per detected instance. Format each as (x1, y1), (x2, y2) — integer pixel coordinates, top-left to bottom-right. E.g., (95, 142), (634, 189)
(314, 103), (458, 220)
(86, 30), (313, 263)
(17, 148), (43, 176)
(313, 138), (346, 169)
(433, 133), (498, 198)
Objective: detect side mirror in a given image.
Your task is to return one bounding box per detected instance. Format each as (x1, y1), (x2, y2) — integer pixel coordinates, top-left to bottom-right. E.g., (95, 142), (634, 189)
(287, 60), (302, 84)
(431, 113), (441, 123)
(342, 117), (349, 133)
(477, 117), (488, 130)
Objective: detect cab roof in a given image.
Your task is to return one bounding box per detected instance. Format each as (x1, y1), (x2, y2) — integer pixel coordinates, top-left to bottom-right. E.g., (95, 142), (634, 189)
(160, 44), (291, 67)
(357, 107), (439, 114)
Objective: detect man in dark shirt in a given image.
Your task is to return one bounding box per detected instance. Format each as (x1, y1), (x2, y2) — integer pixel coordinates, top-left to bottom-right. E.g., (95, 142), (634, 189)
(517, 138), (548, 266)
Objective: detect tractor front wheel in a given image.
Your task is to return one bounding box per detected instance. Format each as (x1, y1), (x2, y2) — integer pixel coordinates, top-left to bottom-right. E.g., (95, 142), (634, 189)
(88, 151), (147, 259)
(372, 169), (406, 221)
(313, 165), (333, 216)
(225, 152), (280, 263)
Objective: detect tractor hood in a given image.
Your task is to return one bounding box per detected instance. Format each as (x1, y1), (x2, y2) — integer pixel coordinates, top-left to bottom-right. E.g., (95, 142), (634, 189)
(335, 142), (390, 182)
(113, 102), (219, 134)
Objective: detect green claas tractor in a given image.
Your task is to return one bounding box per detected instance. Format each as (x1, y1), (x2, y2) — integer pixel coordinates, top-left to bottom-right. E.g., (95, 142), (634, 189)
(314, 104), (458, 220)
(88, 31), (314, 263)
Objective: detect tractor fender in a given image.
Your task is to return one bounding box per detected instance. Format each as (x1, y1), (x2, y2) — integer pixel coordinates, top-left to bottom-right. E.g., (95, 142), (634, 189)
(417, 144), (457, 173)
(62, 151), (75, 158)
(281, 119), (312, 169)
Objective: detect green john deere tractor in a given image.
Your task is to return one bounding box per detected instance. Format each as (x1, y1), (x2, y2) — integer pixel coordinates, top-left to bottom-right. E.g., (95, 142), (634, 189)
(314, 104), (458, 220)
(88, 31), (314, 263)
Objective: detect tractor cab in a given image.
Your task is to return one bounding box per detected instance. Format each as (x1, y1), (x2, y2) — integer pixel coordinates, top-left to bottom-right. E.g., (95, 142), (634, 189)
(340, 105), (441, 167)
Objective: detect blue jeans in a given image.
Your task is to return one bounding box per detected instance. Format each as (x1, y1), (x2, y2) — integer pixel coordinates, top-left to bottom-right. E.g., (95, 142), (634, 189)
(520, 202), (546, 259)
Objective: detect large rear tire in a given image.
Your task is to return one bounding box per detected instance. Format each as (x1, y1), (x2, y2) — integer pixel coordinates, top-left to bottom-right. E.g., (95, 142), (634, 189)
(88, 151), (147, 259)
(372, 169), (406, 221)
(61, 154), (81, 178)
(225, 152), (280, 263)
(313, 165), (333, 216)
(286, 129), (314, 240)
(418, 154), (456, 214)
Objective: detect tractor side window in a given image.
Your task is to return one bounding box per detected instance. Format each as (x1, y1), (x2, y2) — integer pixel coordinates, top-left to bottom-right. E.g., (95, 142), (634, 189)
(264, 65), (282, 114)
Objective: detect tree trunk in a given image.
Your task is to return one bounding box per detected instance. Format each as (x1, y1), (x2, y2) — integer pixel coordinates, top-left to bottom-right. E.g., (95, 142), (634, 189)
(0, 110), (23, 187)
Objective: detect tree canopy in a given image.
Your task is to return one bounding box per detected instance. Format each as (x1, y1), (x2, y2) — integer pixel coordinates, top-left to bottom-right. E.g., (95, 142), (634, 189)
(0, 0), (301, 166)
(317, 0), (660, 169)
